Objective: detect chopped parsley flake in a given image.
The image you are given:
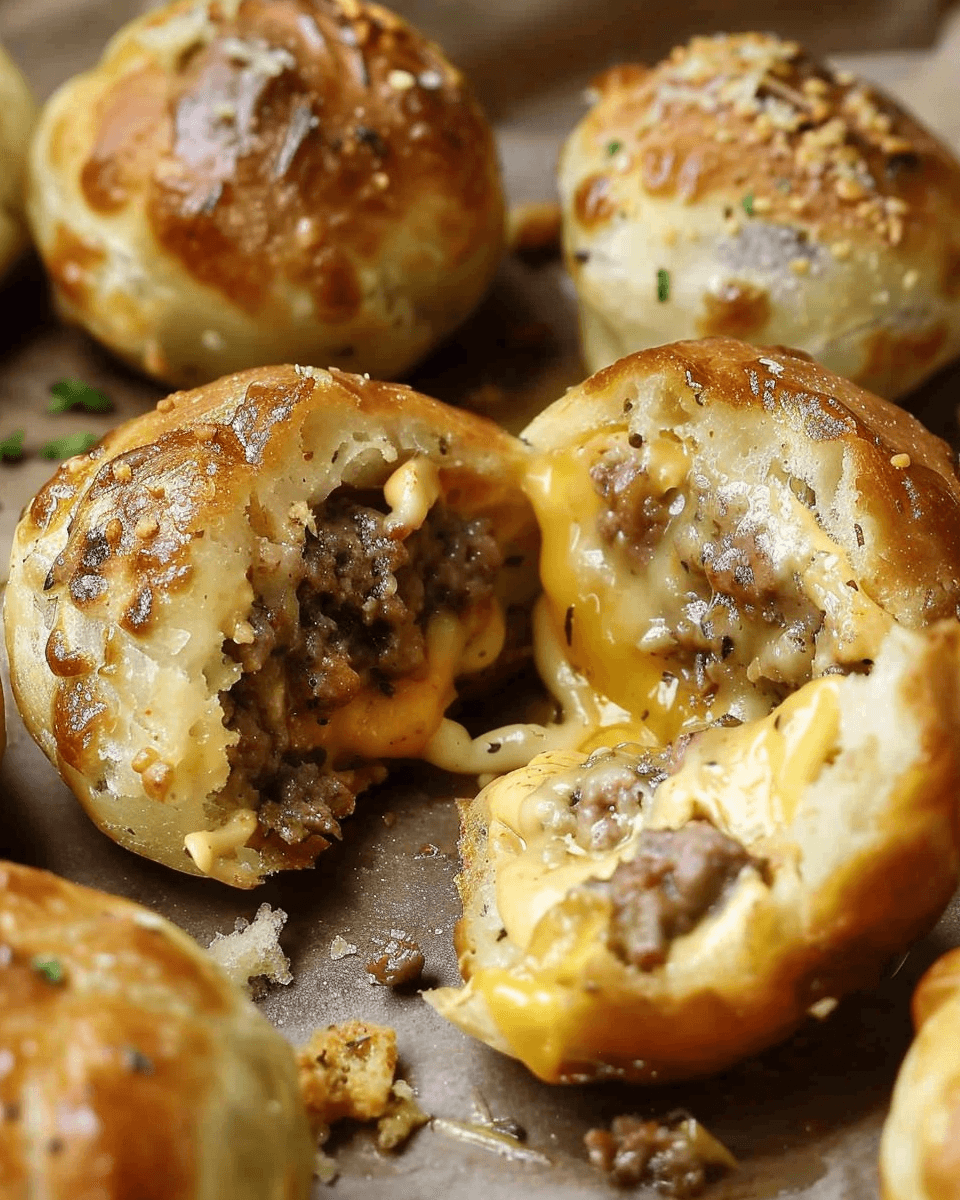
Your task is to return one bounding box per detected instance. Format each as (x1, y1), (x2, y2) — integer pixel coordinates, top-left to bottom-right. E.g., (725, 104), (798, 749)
(31, 956), (65, 985)
(40, 432), (99, 461)
(656, 268), (670, 303)
(606, 140), (623, 156)
(742, 193), (755, 216)
(0, 430), (24, 461)
(48, 379), (113, 414)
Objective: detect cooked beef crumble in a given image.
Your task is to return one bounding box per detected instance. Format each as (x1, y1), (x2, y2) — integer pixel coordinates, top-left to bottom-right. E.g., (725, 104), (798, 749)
(220, 491), (502, 844)
(571, 753), (672, 852)
(585, 1113), (735, 1196)
(591, 445), (827, 712)
(598, 821), (752, 970)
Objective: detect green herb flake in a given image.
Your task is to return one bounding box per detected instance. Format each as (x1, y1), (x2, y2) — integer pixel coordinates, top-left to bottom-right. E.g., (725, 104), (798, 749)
(606, 140), (623, 156)
(742, 193), (755, 216)
(656, 268), (671, 303)
(0, 430), (24, 462)
(40, 432), (100, 461)
(48, 379), (113, 414)
(31, 956), (65, 985)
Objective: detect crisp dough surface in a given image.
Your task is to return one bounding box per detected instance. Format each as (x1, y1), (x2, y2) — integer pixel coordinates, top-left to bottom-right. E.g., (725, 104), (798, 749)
(426, 622), (960, 1084)
(26, 0), (504, 387)
(522, 337), (960, 743)
(880, 948), (960, 1200)
(0, 41), (36, 283)
(0, 860), (313, 1199)
(559, 33), (960, 399)
(4, 364), (538, 887)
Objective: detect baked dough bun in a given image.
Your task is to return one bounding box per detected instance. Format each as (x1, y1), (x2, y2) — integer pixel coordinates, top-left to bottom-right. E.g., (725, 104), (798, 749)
(0, 860), (313, 1197)
(522, 337), (960, 746)
(5, 365), (539, 887)
(426, 621), (960, 1084)
(880, 948), (960, 1200)
(559, 34), (960, 399)
(26, 0), (504, 388)
(0, 42), (36, 283)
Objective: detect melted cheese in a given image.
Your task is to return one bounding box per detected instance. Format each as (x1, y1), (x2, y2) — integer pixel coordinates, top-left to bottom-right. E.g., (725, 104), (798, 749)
(458, 673), (843, 1079)
(526, 429), (893, 743)
(421, 597), (649, 776)
(184, 808), (258, 884)
(383, 456), (442, 536)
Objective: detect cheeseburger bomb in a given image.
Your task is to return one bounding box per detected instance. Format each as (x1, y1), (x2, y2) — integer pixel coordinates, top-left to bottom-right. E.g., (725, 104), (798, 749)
(26, 0), (505, 387)
(560, 34), (960, 399)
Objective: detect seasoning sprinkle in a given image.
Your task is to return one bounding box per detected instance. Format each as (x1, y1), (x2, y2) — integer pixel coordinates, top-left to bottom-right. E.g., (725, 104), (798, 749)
(741, 193), (755, 216)
(606, 140), (623, 156)
(31, 956), (65, 985)
(0, 430), (24, 461)
(48, 379), (113, 414)
(656, 268), (670, 302)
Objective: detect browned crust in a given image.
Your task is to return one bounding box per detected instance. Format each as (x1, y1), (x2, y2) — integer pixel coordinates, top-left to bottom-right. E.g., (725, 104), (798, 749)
(578, 34), (960, 255)
(7, 365), (537, 883)
(0, 861), (313, 1197)
(29, 0), (504, 386)
(23, 365), (530, 641)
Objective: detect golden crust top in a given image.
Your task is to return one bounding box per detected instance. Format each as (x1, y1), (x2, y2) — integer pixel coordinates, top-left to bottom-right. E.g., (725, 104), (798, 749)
(28, 0), (504, 385)
(70, 0), (498, 314)
(559, 34), (960, 397)
(0, 861), (313, 1198)
(24, 365), (526, 638)
(581, 34), (960, 254)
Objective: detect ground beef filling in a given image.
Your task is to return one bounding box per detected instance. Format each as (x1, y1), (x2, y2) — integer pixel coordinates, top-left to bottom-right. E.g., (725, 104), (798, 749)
(221, 493), (502, 844)
(591, 447), (827, 713)
(585, 1113), (734, 1196)
(598, 821), (752, 970)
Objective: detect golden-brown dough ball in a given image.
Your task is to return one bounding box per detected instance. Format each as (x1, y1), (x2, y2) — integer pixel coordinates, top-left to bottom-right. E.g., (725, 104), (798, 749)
(4, 365), (539, 887)
(0, 860), (314, 1198)
(428, 622), (960, 1084)
(559, 34), (960, 400)
(522, 338), (960, 746)
(881, 947), (960, 1199)
(0, 42), (36, 283)
(26, 0), (504, 387)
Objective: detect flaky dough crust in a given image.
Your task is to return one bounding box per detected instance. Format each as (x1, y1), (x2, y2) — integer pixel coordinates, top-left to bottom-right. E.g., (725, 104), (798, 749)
(881, 949), (960, 1199)
(26, 0), (504, 387)
(560, 34), (960, 399)
(427, 622), (960, 1084)
(0, 861), (313, 1198)
(523, 337), (960, 739)
(5, 365), (537, 886)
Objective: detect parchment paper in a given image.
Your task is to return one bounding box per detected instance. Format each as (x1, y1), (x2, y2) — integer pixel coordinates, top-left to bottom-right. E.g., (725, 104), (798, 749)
(1, 1), (960, 1196)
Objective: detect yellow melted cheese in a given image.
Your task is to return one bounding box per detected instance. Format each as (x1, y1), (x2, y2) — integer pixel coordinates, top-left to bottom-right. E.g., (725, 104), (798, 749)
(526, 429), (893, 744)
(464, 674), (843, 1080)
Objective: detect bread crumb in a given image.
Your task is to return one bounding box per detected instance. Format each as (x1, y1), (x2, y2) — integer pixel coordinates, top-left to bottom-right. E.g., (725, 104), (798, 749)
(208, 903), (292, 995)
(789, 257), (810, 275)
(329, 935), (358, 960)
(890, 453), (911, 469)
(297, 1021), (428, 1158)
